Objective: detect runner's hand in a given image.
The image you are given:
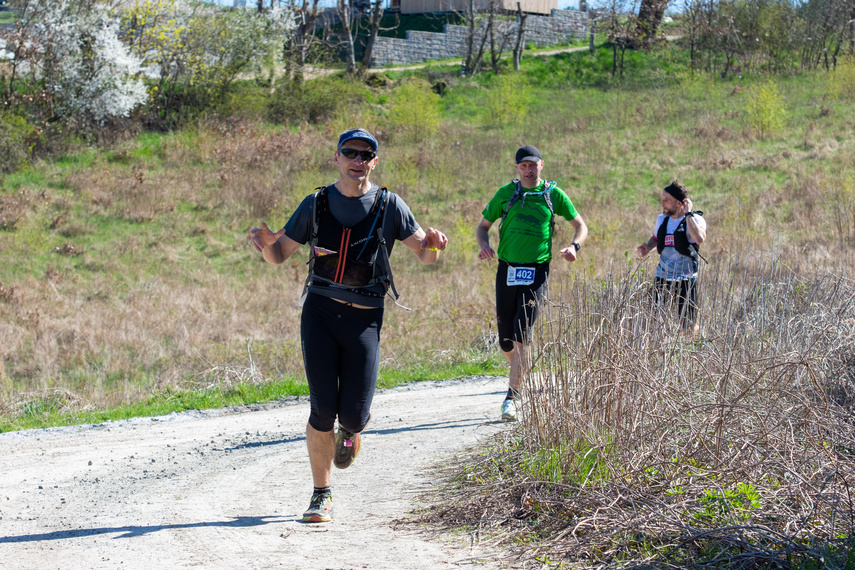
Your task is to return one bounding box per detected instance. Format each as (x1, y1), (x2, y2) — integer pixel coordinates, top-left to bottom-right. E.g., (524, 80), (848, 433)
(420, 227), (448, 251)
(250, 222), (286, 253)
(559, 246), (578, 262)
(478, 246), (495, 260)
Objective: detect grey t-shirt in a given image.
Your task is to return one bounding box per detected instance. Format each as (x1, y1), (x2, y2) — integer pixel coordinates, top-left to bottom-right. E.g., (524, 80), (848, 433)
(284, 183), (420, 307)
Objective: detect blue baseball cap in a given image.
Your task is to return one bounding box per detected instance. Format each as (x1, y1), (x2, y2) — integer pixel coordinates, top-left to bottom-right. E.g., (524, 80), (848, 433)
(337, 128), (378, 152)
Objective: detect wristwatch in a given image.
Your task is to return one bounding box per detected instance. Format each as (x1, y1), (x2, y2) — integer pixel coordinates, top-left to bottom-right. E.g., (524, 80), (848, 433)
(685, 212), (695, 218)
(572, 242), (581, 252)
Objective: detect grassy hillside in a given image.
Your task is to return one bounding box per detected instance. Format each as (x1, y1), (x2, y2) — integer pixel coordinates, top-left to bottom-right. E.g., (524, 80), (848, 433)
(0, 43), (853, 432)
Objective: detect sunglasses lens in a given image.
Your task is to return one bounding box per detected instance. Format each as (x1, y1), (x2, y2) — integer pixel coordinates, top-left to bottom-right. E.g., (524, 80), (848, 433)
(340, 149), (375, 161)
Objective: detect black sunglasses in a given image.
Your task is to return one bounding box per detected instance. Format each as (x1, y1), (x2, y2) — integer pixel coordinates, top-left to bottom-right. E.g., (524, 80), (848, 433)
(339, 148), (377, 161)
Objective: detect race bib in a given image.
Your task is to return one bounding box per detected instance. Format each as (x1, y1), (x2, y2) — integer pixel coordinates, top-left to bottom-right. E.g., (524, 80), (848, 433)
(506, 266), (535, 286)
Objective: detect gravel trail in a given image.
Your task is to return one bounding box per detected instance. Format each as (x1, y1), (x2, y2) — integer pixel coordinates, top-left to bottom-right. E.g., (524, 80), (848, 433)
(0, 377), (512, 570)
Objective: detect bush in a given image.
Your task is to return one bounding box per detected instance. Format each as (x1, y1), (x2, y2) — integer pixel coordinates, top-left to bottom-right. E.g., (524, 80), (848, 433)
(825, 54), (855, 102)
(267, 76), (372, 125)
(386, 79), (441, 142)
(0, 113), (36, 173)
(122, 0), (289, 130)
(483, 73), (531, 126)
(744, 79), (788, 137)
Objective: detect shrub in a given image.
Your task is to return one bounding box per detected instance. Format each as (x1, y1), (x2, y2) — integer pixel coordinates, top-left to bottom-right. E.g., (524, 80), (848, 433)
(386, 79), (441, 142)
(483, 73), (531, 126)
(744, 79), (788, 137)
(267, 76), (371, 125)
(123, 0), (292, 130)
(0, 113), (36, 173)
(6, 0), (148, 128)
(825, 54), (855, 102)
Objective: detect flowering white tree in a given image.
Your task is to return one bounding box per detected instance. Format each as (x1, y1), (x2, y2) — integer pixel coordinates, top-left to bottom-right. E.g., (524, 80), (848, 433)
(4, 0), (148, 125)
(3, 0), (295, 129)
(120, 0), (294, 127)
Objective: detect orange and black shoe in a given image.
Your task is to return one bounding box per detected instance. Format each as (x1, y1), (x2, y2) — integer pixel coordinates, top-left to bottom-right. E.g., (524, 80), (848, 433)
(333, 427), (361, 469)
(302, 490), (333, 523)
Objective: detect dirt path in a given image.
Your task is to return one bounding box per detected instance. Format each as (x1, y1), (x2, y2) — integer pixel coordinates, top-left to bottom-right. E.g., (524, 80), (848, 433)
(0, 377), (513, 569)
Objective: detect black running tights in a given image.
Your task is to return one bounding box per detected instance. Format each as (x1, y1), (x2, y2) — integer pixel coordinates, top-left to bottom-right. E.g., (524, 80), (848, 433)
(301, 293), (383, 433)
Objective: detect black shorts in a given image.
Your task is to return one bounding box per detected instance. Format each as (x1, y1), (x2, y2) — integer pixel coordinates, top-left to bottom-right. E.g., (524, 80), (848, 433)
(653, 277), (698, 326)
(300, 293), (383, 433)
(495, 260), (549, 353)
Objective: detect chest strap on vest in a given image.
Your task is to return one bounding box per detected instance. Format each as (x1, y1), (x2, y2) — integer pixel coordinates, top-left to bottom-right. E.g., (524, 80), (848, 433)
(299, 186), (408, 308)
(500, 179), (556, 237)
(656, 211), (707, 272)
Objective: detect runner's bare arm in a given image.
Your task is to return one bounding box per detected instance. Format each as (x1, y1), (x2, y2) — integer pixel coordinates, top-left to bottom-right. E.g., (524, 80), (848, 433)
(403, 227), (448, 264)
(637, 235), (657, 257)
(681, 198), (706, 244)
(251, 223), (302, 264)
(476, 218), (495, 260)
(559, 215), (588, 262)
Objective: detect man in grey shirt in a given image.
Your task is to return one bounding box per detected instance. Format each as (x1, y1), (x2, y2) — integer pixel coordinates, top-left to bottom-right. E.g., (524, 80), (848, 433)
(251, 128), (448, 523)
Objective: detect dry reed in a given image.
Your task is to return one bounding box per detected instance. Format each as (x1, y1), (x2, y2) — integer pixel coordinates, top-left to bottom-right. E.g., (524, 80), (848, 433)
(425, 249), (855, 568)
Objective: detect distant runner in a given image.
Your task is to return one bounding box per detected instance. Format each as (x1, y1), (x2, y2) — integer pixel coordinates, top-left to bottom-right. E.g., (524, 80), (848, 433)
(475, 145), (588, 422)
(636, 180), (707, 338)
(251, 128), (448, 523)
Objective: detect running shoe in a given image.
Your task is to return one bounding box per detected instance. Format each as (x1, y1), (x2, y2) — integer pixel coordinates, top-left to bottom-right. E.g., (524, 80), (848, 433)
(500, 398), (518, 422)
(333, 427), (361, 469)
(302, 491), (333, 523)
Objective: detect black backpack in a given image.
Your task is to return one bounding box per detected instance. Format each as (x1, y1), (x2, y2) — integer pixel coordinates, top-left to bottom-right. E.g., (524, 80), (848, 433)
(300, 186), (401, 304)
(656, 212), (705, 272)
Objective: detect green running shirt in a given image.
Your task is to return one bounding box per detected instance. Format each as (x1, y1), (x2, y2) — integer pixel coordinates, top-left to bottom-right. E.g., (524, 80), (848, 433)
(482, 180), (579, 264)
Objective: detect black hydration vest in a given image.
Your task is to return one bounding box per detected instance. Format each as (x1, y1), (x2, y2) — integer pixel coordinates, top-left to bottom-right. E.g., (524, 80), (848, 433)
(656, 212), (703, 273)
(305, 186), (398, 300)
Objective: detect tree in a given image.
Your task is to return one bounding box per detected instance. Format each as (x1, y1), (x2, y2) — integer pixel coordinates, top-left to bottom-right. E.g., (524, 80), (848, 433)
(635, 0), (669, 44)
(283, 0), (321, 83)
(487, 0), (512, 73)
(463, 0), (489, 76)
(360, 0), (385, 69)
(337, 0), (357, 74)
(4, 0), (147, 126)
(513, 2), (528, 72)
(601, 0), (640, 77)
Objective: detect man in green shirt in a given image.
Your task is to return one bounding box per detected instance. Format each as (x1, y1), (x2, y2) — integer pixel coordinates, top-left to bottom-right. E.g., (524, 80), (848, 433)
(475, 145), (588, 422)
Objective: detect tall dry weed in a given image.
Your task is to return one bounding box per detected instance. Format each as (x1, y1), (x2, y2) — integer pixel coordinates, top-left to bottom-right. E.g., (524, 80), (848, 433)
(434, 251), (855, 567)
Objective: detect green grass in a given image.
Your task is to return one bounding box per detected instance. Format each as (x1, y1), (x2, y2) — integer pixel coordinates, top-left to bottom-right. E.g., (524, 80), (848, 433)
(1, 356), (506, 432)
(0, 376), (307, 432)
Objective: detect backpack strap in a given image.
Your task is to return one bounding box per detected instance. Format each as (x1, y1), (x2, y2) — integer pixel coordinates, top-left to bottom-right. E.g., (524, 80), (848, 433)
(298, 186), (326, 306)
(500, 178), (525, 229)
(355, 187), (387, 260)
(656, 211), (707, 273)
(500, 179), (556, 236)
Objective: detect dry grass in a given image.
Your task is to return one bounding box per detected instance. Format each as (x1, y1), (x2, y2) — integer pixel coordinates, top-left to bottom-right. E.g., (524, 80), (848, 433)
(1, 69), (855, 423)
(421, 251), (855, 568)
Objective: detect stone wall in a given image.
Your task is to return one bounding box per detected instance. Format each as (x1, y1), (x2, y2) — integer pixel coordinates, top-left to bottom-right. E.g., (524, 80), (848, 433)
(370, 9), (588, 68)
